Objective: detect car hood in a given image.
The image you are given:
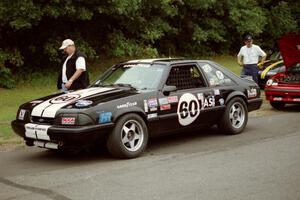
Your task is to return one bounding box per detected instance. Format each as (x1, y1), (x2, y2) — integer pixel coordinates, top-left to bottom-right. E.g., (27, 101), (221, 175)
(278, 33), (300, 68)
(30, 87), (138, 118)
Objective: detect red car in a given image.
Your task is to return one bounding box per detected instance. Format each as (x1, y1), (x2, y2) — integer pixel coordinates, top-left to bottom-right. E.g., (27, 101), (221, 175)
(265, 33), (300, 109)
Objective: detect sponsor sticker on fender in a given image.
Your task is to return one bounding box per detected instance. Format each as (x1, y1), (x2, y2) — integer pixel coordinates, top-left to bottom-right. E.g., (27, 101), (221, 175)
(159, 97), (168, 105)
(167, 96), (178, 103)
(147, 113), (158, 119)
(148, 98), (158, 108)
(214, 89), (220, 96)
(144, 100), (149, 113)
(61, 117), (76, 125)
(201, 96), (215, 109)
(197, 93), (215, 109)
(99, 112), (112, 124)
(219, 98), (224, 106)
(160, 104), (171, 111)
(117, 102), (137, 109)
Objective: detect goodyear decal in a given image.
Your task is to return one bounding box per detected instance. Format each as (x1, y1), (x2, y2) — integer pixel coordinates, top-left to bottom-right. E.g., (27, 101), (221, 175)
(117, 102), (137, 109)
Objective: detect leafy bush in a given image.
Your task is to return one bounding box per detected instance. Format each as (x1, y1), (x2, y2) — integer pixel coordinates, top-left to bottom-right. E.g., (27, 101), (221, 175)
(0, 0), (298, 88)
(0, 49), (24, 88)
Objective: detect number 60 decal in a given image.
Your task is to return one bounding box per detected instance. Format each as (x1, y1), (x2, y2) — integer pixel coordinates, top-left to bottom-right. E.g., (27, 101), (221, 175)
(177, 93), (200, 126)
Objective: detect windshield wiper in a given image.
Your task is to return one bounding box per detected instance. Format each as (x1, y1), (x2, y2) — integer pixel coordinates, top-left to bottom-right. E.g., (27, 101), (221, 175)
(92, 83), (137, 90)
(110, 83), (137, 90)
(90, 82), (105, 87)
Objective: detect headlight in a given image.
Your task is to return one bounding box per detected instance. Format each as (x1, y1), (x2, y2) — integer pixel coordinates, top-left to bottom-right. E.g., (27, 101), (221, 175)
(266, 79), (273, 86)
(266, 79), (278, 86)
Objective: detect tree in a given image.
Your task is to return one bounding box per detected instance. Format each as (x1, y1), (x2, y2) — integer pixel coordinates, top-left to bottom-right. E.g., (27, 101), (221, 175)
(0, 0), (298, 88)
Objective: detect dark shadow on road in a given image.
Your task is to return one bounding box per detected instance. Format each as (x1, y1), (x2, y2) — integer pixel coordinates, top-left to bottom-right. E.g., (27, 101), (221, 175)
(273, 104), (300, 112)
(9, 126), (226, 165)
(6, 105), (300, 165)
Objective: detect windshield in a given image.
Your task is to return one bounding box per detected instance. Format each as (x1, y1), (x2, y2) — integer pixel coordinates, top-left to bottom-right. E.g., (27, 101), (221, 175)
(94, 63), (165, 90)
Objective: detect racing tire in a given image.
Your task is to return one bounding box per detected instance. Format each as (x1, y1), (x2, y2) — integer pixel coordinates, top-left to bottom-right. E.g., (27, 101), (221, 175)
(270, 101), (285, 110)
(218, 97), (248, 135)
(106, 113), (148, 159)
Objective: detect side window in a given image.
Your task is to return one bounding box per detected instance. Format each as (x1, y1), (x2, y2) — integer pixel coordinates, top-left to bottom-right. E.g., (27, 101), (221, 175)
(166, 65), (205, 90)
(200, 63), (233, 86)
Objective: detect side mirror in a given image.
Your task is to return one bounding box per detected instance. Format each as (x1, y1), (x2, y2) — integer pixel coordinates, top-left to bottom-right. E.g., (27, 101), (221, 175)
(162, 85), (177, 96)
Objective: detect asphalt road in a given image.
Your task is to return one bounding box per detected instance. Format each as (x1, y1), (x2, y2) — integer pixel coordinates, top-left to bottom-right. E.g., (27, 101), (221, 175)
(0, 110), (300, 200)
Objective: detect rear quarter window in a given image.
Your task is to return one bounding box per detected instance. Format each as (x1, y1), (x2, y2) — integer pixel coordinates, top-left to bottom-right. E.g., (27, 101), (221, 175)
(199, 63), (234, 87)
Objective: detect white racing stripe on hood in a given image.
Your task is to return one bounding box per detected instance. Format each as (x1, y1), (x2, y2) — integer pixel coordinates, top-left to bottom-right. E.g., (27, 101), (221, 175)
(31, 87), (114, 118)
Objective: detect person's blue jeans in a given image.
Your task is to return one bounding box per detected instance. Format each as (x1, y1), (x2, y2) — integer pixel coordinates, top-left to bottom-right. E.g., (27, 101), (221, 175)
(241, 64), (259, 83)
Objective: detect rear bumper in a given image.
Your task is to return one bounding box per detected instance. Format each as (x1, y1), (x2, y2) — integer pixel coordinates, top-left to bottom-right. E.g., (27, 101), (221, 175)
(247, 98), (263, 112)
(11, 120), (114, 149)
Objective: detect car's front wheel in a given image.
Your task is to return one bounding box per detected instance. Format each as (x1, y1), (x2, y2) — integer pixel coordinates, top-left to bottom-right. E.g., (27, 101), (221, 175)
(218, 97), (248, 135)
(106, 113), (148, 158)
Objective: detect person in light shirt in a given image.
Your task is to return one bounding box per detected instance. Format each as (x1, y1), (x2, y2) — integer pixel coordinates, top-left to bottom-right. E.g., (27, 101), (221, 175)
(57, 39), (90, 92)
(237, 35), (266, 83)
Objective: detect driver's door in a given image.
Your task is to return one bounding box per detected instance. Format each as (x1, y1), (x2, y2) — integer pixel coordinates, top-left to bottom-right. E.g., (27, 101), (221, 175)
(157, 63), (214, 134)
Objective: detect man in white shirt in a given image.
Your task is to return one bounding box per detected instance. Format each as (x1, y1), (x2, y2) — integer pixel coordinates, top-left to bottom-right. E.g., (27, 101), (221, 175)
(237, 35), (266, 83)
(57, 39), (89, 92)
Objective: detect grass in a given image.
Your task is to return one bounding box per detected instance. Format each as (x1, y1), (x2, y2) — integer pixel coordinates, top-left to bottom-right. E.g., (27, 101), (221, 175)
(209, 55), (240, 75)
(0, 56), (241, 145)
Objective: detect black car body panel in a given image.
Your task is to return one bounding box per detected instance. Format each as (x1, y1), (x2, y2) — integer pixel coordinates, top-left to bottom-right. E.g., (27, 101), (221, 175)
(12, 58), (262, 156)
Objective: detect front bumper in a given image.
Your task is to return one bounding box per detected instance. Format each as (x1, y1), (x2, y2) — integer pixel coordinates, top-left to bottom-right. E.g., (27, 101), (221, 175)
(265, 88), (300, 103)
(247, 98), (263, 112)
(11, 120), (114, 149)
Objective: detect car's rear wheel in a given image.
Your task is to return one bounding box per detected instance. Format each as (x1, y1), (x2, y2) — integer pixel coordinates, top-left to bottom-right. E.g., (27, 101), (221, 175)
(106, 113), (148, 159)
(270, 101), (285, 110)
(218, 97), (248, 135)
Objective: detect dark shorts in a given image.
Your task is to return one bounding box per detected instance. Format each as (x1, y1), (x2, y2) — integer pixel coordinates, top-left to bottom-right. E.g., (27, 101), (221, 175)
(241, 64), (259, 83)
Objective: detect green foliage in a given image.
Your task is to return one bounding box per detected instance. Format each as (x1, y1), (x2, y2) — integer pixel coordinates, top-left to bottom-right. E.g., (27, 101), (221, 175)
(75, 39), (98, 61)
(109, 0), (141, 16)
(0, 0), (299, 88)
(266, 1), (298, 39)
(0, 49), (24, 88)
(0, 67), (15, 89)
(228, 0), (267, 35)
(0, 0), (42, 29)
(44, 39), (62, 63)
(108, 31), (157, 57)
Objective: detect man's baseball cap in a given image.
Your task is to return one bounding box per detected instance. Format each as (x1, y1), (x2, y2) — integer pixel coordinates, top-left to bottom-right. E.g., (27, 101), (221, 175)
(244, 35), (253, 41)
(59, 39), (74, 49)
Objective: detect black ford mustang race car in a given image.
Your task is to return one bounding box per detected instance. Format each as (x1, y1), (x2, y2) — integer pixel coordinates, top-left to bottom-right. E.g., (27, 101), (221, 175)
(12, 58), (262, 158)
